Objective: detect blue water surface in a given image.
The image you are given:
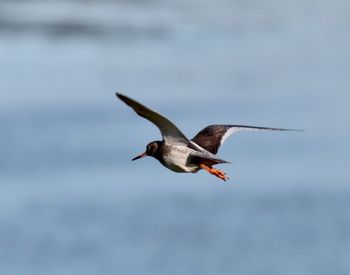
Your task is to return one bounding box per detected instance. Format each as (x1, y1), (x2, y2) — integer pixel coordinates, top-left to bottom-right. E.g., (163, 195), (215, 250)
(0, 0), (349, 274)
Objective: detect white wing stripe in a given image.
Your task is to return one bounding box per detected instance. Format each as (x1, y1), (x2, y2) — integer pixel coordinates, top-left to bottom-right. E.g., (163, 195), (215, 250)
(220, 126), (294, 145)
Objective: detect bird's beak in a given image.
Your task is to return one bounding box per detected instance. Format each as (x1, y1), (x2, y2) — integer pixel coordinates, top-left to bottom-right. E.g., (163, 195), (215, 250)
(132, 151), (147, 161)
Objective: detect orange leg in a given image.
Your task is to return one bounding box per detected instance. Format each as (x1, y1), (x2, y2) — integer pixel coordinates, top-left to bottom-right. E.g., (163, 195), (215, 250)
(199, 164), (229, 182)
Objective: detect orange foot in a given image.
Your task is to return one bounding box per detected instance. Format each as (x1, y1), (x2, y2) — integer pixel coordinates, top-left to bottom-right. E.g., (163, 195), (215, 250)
(199, 164), (229, 182)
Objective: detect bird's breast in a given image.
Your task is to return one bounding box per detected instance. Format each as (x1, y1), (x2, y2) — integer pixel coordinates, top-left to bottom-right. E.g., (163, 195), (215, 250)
(159, 145), (199, 173)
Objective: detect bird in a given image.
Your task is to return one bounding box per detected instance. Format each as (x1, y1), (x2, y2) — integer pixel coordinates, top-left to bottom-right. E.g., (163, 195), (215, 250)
(116, 93), (301, 181)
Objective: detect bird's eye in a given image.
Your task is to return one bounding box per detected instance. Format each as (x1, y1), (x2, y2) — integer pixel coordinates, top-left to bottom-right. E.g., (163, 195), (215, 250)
(146, 145), (151, 151)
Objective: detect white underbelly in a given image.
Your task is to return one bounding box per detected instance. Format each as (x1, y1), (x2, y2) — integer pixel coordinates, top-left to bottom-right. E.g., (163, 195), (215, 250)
(161, 145), (198, 173)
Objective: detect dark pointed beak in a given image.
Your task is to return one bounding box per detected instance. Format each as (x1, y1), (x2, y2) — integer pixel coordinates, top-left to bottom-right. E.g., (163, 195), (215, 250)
(132, 151), (147, 161)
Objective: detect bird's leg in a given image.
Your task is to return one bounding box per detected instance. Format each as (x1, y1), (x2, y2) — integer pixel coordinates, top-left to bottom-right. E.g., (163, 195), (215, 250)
(199, 164), (229, 181)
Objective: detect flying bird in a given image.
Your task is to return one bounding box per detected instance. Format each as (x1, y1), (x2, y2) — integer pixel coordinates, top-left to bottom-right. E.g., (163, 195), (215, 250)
(116, 93), (301, 181)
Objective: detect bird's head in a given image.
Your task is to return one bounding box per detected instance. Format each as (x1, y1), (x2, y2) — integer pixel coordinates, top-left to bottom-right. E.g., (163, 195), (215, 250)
(132, 141), (161, 161)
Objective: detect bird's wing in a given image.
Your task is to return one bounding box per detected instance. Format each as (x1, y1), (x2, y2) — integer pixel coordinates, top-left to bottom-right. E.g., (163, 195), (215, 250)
(188, 150), (229, 167)
(191, 125), (303, 154)
(116, 93), (190, 145)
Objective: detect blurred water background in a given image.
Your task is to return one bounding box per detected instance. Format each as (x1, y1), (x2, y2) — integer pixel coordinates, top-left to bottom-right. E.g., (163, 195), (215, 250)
(0, 0), (349, 274)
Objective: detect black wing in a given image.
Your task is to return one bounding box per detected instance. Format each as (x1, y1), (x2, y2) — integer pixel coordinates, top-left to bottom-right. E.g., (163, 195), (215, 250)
(191, 124), (302, 154)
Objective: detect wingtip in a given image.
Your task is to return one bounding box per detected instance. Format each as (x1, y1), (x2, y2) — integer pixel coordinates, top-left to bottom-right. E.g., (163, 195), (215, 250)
(115, 92), (123, 99)
(115, 92), (130, 103)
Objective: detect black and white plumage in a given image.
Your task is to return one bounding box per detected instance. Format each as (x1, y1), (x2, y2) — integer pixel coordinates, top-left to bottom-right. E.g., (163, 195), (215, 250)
(116, 93), (301, 181)
(191, 124), (299, 154)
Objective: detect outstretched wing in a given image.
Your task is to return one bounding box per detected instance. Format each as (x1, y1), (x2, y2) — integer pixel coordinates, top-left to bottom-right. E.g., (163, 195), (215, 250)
(191, 125), (302, 154)
(116, 93), (190, 145)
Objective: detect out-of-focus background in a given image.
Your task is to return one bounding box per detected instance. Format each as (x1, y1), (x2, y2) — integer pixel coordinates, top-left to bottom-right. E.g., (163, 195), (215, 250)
(0, 0), (349, 274)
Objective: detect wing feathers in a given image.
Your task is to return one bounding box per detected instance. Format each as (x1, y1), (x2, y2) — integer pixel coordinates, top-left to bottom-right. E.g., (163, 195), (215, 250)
(192, 124), (302, 154)
(116, 93), (189, 145)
